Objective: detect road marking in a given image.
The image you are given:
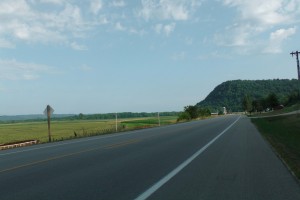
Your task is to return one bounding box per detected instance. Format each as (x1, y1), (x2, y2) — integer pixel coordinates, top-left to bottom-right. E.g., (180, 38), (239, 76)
(0, 130), (142, 156)
(134, 116), (241, 200)
(0, 146), (102, 174)
(0, 139), (141, 174)
(104, 139), (140, 149)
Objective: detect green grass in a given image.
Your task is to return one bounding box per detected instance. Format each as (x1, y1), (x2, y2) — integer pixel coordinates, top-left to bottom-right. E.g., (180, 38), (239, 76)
(0, 120), (117, 144)
(0, 116), (178, 145)
(251, 114), (300, 179)
(121, 116), (177, 129)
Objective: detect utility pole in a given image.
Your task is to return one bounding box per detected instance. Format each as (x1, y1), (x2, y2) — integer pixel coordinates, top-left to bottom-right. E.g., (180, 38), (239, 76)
(290, 51), (300, 80)
(290, 51), (300, 114)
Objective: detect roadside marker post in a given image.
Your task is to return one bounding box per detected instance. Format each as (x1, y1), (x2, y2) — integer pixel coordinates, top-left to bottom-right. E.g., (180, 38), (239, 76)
(44, 105), (54, 142)
(116, 112), (118, 132)
(158, 112), (160, 126)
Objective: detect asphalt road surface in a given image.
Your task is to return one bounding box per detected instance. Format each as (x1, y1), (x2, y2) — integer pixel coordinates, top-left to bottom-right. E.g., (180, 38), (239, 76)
(1, 115), (300, 200)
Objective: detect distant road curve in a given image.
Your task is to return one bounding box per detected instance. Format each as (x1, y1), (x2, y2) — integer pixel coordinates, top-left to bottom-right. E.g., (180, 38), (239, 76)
(1, 115), (300, 200)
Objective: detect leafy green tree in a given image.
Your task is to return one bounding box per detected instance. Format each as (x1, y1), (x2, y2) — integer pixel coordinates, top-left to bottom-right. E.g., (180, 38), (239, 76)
(285, 90), (300, 106)
(78, 113), (84, 119)
(242, 94), (252, 113)
(252, 100), (264, 113)
(266, 93), (279, 108)
(177, 112), (191, 121)
(184, 105), (198, 119)
(198, 107), (211, 117)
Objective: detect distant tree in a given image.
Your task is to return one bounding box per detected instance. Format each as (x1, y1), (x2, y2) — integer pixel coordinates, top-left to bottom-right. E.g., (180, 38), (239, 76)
(252, 100), (258, 112)
(242, 94), (252, 113)
(78, 113), (84, 119)
(184, 105), (199, 119)
(266, 93), (279, 109)
(285, 90), (300, 106)
(252, 100), (264, 113)
(177, 112), (191, 121)
(198, 107), (211, 117)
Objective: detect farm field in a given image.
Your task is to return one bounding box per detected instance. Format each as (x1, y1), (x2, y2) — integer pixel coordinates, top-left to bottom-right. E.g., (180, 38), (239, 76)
(0, 116), (178, 144)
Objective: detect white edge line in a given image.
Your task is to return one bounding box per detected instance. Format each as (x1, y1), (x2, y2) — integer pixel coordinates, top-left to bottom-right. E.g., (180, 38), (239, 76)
(134, 116), (241, 200)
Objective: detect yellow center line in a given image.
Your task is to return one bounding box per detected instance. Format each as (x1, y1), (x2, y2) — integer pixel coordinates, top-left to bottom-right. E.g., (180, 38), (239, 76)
(0, 138), (142, 174)
(104, 139), (141, 149)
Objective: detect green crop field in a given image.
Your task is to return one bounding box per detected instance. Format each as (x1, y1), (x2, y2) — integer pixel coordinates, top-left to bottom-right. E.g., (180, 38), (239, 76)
(251, 113), (300, 179)
(121, 116), (177, 129)
(0, 116), (178, 145)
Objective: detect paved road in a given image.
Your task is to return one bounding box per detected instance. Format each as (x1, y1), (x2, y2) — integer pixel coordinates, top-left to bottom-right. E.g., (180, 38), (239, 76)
(1, 115), (300, 200)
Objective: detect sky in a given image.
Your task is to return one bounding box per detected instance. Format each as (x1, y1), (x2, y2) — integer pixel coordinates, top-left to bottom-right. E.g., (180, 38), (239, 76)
(1, 0), (300, 115)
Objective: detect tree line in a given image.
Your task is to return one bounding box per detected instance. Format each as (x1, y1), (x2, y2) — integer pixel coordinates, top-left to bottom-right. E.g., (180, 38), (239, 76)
(197, 79), (299, 112)
(242, 91), (300, 113)
(71, 112), (180, 120)
(177, 105), (211, 121)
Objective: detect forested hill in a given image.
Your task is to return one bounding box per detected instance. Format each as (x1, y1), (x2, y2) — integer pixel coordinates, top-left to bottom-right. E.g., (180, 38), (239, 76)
(196, 79), (299, 112)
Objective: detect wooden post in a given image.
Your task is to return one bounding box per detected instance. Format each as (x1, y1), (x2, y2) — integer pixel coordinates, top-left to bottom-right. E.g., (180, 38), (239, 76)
(44, 105), (54, 142)
(47, 105), (51, 142)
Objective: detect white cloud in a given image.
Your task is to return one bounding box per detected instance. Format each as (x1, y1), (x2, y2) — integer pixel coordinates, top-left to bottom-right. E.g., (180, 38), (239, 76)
(70, 42), (88, 51)
(0, 0), (101, 48)
(115, 22), (126, 31)
(154, 24), (163, 34)
(217, 0), (300, 52)
(38, 0), (65, 5)
(0, 38), (15, 48)
(138, 0), (201, 21)
(214, 23), (257, 47)
(154, 23), (176, 36)
(79, 64), (92, 72)
(164, 23), (176, 36)
(223, 0), (300, 26)
(171, 51), (186, 60)
(90, 0), (103, 15)
(111, 0), (126, 7)
(270, 27), (296, 40)
(264, 27), (296, 53)
(0, 0), (32, 22)
(98, 15), (109, 24)
(0, 59), (51, 81)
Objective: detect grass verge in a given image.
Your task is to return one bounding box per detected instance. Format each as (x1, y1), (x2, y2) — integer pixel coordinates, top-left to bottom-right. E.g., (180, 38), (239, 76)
(251, 114), (300, 180)
(0, 116), (178, 145)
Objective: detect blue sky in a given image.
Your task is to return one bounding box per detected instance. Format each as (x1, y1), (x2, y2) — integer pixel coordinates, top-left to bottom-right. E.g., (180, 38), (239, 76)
(1, 0), (300, 115)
